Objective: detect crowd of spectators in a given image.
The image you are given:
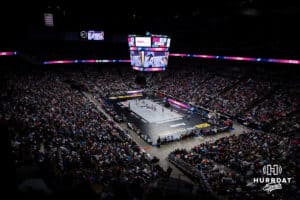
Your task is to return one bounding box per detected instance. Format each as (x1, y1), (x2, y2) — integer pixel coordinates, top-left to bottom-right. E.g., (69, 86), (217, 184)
(149, 70), (299, 135)
(63, 67), (137, 98)
(171, 131), (299, 199)
(270, 112), (300, 136)
(241, 83), (300, 131)
(149, 69), (209, 104)
(0, 71), (163, 197)
(1, 65), (299, 198)
(59, 67), (299, 136)
(208, 78), (273, 116)
(192, 75), (239, 106)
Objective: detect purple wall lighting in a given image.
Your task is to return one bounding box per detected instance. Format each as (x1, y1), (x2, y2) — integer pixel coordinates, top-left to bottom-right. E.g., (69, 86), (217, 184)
(127, 89), (143, 94)
(39, 54), (300, 66)
(1, 50), (300, 66)
(169, 53), (300, 65)
(43, 59), (131, 64)
(168, 98), (191, 109)
(0, 51), (17, 56)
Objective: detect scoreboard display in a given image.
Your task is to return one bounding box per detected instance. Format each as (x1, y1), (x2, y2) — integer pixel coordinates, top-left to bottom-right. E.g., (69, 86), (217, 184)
(128, 34), (171, 71)
(135, 37), (151, 47)
(152, 37), (171, 48)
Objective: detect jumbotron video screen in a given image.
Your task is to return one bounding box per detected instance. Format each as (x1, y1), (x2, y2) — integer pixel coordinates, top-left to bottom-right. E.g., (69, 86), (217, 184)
(128, 34), (171, 71)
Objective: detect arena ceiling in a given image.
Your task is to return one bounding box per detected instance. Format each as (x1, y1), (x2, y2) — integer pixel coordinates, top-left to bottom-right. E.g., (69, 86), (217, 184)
(2, 1), (300, 58)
